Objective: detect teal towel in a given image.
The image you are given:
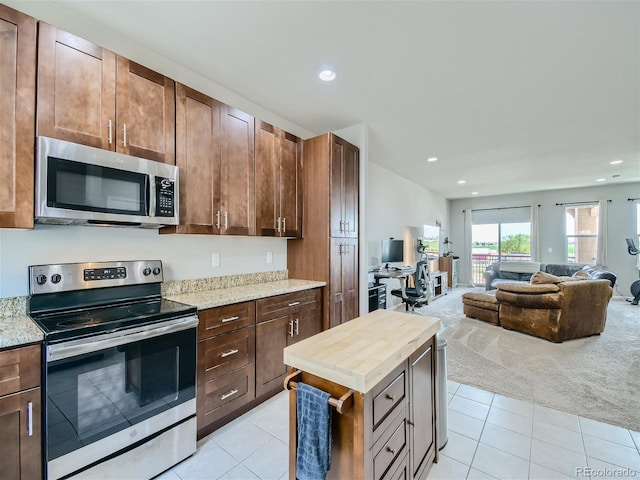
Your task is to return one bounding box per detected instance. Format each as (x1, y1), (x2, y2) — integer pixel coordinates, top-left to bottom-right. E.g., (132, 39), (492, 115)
(296, 382), (332, 480)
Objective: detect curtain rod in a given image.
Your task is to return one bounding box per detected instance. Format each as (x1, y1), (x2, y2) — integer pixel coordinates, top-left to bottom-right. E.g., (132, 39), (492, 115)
(629, 198), (640, 202)
(462, 204), (539, 213)
(555, 200), (612, 206)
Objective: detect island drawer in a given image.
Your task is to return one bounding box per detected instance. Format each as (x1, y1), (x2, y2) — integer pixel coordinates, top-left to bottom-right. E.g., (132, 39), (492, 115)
(197, 326), (255, 384)
(197, 363), (255, 430)
(373, 414), (407, 480)
(372, 371), (406, 431)
(256, 288), (321, 323)
(198, 301), (255, 339)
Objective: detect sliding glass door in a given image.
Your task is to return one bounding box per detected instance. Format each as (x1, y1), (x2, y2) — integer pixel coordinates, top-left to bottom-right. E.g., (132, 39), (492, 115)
(471, 222), (531, 285)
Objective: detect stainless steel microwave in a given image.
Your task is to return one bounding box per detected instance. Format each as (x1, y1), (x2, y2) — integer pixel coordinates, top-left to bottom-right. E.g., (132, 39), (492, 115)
(35, 137), (179, 228)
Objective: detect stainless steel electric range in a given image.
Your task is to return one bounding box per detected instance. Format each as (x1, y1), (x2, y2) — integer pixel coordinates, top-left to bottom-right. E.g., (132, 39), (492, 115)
(28, 260), (198, 480)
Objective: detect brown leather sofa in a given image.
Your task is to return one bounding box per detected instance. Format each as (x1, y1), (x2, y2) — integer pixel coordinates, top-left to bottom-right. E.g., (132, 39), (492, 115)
(495, 279), (613, 343)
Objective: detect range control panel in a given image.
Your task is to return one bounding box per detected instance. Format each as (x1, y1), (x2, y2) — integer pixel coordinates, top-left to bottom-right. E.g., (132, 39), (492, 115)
(29, 260), (163, 295)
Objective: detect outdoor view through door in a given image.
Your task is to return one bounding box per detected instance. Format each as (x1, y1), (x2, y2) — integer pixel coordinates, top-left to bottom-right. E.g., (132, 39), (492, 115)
(471, 222), (531, 285)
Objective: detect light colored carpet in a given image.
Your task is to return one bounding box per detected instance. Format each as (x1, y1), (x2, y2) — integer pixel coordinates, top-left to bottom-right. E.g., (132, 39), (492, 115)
(414, 287), (640, 431)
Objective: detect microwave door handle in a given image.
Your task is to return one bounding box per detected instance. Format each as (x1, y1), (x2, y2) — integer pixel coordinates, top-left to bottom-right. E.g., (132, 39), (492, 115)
(147, 176), (155, 217)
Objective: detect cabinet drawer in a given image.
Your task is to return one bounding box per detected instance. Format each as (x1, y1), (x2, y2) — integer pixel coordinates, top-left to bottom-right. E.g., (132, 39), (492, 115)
(0, 344), (41, 397)
(197, 363), (255, 431)
(373, 418), (407, 480)
(256, 288), (321, 322)
(373, 372), (405, 431)
(198, 301), (255, 339)
(197, 327), (255, 384)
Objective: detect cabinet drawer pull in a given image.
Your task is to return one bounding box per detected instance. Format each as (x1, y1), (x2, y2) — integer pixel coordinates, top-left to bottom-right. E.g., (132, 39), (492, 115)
(386, 394), (395, 401)
(220, 349), (239, 358)
(220, 389), (239, 401)
(288, 301), (300, 307)
(386, 446), (395, 455)
(221, 316), (239, 323)
(27, 401), (33, 437)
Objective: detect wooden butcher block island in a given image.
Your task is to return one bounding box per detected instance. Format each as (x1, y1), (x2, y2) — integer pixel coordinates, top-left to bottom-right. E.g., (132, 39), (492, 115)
(283, 309), (441, 480)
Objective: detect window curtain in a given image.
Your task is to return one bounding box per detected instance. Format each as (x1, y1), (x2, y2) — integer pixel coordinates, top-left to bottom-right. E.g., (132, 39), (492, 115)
(596, 199), (608, 267)
(462, 209), (473, 285)
(530, 203), (540, 262)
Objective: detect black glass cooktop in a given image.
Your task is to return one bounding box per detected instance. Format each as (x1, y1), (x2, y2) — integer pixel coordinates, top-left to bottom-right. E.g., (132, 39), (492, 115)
(31, 298), (196, 343)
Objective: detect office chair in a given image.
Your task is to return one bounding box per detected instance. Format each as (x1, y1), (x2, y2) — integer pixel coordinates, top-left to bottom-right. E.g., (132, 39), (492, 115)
(391, 260), (430, 312)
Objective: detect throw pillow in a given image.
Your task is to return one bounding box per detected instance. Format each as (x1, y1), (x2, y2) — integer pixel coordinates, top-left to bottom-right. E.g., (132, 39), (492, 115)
(530, 271), (562, 285)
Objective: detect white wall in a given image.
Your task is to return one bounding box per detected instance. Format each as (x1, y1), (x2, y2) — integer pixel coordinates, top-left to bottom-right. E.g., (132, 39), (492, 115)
(366, 162), (449, 307)
(0, 226), (288, 298)
(448, 182), (640, 297)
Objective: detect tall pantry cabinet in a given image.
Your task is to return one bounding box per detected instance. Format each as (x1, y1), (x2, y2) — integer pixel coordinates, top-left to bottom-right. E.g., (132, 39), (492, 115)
(287, 133), (360, 330)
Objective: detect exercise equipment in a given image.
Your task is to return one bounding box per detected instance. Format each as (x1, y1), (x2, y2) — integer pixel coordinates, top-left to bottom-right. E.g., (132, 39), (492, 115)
(625, 237), (640, 305)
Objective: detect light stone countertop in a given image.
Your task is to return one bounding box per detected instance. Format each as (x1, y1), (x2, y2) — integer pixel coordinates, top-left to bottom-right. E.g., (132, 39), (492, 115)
(283, 309), (440, 393)
(0, 315), (44, 349)
(164, 279), (326, 310)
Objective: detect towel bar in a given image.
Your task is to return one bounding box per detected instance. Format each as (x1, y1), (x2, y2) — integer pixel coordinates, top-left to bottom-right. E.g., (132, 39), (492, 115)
(284, 370), (354, 414)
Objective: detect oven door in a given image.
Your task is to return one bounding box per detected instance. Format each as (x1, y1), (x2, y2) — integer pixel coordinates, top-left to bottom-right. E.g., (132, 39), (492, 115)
(45, 315), (197, 480)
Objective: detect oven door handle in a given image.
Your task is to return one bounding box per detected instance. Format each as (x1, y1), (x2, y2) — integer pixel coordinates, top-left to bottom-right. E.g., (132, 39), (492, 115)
(47, 314), (199, 362)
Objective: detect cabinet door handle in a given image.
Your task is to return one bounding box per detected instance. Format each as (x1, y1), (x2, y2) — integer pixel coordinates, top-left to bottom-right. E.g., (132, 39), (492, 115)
(27, 401), (33, 437)
(282, 217), (286, 232)
(295, 318), (299, 335)
(386, 446), (395, 455)
(288, 320), (294, 337)
(277, 217), (281, 233)
(216, 211), (221, 229)
(122, 123), (127, 147)
(339, 221), (344, 232)
(221, 316), (239, 323)
(345, 220), (350, 231)
(386, 393), (395, 401)
(288, 301), (300, 307)
(224, 211), (228, 229)
(108, 120), (113, 145)
(220, 348), (239, 358)
(220, 389), (239, 401)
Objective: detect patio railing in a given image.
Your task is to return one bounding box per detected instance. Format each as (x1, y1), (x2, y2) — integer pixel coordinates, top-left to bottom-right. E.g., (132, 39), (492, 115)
(471, 253), (531, 285)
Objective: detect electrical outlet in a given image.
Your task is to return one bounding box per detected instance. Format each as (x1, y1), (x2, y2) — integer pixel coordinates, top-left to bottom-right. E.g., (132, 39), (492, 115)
(212, 252), (220, 267)
(548, 247), (553, 253)
(266, 252), (273, 264)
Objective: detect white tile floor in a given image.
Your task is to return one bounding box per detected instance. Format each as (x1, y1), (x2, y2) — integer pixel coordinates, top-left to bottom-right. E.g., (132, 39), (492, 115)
(156, 381), (640, 480)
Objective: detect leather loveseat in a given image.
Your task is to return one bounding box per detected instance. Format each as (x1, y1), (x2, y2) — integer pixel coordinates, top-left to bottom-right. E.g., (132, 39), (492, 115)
(485, 261), (616, 291)
(495, 275), (613, 342)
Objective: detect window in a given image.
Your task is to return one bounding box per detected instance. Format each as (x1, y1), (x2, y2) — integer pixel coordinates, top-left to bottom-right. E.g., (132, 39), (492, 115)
(565, 205), (599, 264)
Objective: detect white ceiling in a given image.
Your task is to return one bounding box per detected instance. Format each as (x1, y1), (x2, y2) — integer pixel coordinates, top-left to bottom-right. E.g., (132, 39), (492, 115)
(15, 1), (640, 199)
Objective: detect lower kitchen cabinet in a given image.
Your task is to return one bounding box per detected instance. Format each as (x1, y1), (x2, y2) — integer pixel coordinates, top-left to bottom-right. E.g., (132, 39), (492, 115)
(0, 343), (42, 480)
(196, 288), (321, 438)
(255, 289), (322, 398)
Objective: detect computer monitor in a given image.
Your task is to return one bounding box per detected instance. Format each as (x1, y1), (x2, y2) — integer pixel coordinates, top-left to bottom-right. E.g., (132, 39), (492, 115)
(381, 239), (404, 266)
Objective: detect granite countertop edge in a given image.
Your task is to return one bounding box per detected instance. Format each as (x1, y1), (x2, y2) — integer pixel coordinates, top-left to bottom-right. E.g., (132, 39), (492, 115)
(164, 279), (326, 310)
(0, 315), (45, 349)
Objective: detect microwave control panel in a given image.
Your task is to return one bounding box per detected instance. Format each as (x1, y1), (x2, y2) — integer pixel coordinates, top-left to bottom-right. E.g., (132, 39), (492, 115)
(155, 177), (175, 217)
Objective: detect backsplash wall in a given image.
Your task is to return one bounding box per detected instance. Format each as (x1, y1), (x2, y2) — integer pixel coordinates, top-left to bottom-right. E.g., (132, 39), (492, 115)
(0, 225), (288, 298)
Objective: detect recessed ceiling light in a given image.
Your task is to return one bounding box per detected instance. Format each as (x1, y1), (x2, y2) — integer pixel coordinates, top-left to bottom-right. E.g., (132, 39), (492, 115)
(595, 178), (606, 182)
(472, 191), (479, 195)
(426, 157), (438, 163)
(457, 180), (466, 184)
(610, 159), (624, 165)
(319, 70), (336, 81)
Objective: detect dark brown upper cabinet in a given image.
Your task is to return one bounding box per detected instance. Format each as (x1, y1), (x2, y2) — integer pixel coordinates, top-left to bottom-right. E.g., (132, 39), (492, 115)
(0, 4), (36, 229)
(255, 120), (302, 238)
(37, 23), (175, 165)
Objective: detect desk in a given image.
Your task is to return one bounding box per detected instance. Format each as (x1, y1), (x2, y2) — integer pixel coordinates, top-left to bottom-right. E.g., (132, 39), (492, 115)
(373, 267), (415, 283)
